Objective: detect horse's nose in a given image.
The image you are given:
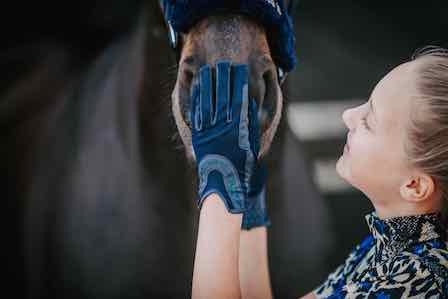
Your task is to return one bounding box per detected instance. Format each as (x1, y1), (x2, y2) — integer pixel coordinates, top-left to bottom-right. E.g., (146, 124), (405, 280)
(174, 56), (196, 127)
(249, 56), (279, 127)
(171, 14), (283, 159)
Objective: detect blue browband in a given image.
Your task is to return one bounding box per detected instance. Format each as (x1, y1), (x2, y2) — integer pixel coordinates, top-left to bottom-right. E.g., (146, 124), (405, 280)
(159, 0), (297, 73)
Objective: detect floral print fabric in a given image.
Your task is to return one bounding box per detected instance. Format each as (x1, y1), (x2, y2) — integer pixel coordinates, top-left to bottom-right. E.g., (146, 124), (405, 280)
(314, 212), (448, 298)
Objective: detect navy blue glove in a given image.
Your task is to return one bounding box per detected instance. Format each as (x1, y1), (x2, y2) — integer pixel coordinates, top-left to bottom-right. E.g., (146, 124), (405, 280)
(191, 61), (260, 213)
(242, 161), (271, 230)
(241, 95), (271, 229)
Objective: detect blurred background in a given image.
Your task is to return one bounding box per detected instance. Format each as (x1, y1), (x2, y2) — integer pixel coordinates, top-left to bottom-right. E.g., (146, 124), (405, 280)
(2, 1), (448, 298)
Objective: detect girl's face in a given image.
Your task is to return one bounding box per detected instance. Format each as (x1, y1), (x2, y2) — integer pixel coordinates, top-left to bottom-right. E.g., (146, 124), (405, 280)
(336, 62), (418, 210)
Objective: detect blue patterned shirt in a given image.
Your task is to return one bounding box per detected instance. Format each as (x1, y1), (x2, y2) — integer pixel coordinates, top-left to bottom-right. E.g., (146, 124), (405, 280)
(314, 212), (448, 298)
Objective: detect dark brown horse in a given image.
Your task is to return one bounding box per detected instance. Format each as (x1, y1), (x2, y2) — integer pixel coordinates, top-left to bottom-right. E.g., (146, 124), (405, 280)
(2, 1), (330, 298)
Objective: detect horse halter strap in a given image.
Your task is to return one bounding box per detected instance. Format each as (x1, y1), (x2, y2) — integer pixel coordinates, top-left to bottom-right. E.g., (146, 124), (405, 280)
(159, 0), (297, 82)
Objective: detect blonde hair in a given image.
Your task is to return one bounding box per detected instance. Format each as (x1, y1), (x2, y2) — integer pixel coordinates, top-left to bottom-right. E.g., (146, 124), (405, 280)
(407, 46), (448, 227)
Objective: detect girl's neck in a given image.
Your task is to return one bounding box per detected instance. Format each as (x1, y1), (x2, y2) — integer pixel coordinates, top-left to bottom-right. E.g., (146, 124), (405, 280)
(372, 198), (441, 220)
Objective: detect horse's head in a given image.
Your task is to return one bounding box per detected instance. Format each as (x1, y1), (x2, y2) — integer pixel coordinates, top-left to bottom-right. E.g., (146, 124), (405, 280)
(170, 13), (288, 161)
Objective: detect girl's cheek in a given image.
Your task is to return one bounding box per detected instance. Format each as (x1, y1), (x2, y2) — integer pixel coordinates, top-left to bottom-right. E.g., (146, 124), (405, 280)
(351, 136), (373, 164)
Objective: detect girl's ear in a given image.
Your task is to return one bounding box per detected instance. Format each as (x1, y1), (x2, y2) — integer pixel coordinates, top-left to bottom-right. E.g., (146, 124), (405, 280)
(399, 174), (435, 203)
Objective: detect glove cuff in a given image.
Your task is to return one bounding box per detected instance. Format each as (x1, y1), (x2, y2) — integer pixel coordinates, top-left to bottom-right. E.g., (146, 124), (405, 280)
(197, 154), (247, 213)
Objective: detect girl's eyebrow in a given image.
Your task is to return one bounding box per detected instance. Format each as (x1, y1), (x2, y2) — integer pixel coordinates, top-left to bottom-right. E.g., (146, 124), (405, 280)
(369, 98), (376, 120)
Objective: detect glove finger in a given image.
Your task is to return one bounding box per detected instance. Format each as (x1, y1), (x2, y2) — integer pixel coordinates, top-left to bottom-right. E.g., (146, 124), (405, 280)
(190, 80), (200, 132)
(231, 64), (250, 152)
(248, 98), (261, 157)
(214, 60), (231, 124)
(199, 64), (213, 129)
(192, 80), (203, 132)
(231, 64), (249, 124)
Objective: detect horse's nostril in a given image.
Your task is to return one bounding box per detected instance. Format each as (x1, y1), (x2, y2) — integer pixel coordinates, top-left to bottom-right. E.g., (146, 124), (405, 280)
(249, 73), (266, 111)
(177, 66), (195, 128)
(256, 67), (279, 132)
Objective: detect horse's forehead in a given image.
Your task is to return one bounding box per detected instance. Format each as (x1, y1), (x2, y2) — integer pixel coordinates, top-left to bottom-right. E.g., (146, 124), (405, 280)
(186, 15), (268, 62)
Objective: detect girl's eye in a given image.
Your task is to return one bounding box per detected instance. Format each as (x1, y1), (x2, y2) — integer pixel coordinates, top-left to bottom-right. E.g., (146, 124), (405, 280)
(361, 115), (370, 130)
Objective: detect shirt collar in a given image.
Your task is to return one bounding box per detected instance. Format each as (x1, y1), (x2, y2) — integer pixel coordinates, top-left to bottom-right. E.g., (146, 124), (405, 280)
(365, 212), (443, 264)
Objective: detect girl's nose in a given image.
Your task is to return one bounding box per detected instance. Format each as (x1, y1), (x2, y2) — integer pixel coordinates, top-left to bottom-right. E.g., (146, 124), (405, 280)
(343, 103), (366, 131)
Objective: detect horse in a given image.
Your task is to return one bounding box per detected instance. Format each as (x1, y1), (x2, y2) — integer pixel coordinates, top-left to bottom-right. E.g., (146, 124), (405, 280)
(2, 1), (331, 298)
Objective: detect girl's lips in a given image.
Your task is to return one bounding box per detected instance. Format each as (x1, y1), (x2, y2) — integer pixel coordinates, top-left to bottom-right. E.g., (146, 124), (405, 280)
(345, 132), (352, 153)
(344, 137), (350, 154)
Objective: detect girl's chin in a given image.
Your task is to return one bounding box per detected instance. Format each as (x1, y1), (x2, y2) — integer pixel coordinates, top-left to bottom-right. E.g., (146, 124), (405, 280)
(336, 155), (350, 182)
(336, 158), (362, 192)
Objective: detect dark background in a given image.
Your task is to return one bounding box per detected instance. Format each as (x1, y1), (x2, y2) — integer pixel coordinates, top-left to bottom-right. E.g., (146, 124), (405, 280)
(2, 1), (448, 298)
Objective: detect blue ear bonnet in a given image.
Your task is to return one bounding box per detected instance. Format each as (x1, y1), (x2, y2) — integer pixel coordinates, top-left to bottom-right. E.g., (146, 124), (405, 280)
(160, 0), (297, 73)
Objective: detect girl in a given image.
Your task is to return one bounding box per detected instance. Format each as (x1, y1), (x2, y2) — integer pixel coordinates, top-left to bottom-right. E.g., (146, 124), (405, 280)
(190, 47), (448, 298)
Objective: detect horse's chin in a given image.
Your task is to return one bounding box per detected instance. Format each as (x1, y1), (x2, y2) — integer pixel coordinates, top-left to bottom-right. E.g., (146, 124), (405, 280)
(171, 83), (283, 162)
